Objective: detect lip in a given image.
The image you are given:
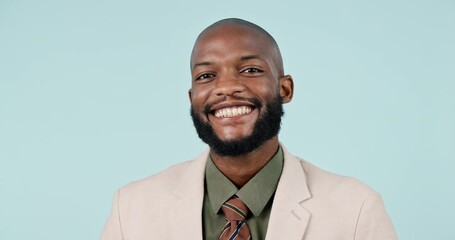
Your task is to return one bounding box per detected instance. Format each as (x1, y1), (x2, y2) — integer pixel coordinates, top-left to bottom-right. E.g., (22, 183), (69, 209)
(207, 100), (259, 125)
(209, 100), (257, 113)
(208, 106), (258, 125)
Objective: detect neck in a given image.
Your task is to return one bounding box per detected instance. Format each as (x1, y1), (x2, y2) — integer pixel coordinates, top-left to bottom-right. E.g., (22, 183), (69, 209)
(210, 136), (279, 188)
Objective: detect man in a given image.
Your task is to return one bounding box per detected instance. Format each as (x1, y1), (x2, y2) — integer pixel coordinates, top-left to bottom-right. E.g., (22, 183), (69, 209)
(101, 18), (397, 240)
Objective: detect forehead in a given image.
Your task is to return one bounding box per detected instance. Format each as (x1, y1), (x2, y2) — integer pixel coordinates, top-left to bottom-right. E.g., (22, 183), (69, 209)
(191, 24), (276, 66)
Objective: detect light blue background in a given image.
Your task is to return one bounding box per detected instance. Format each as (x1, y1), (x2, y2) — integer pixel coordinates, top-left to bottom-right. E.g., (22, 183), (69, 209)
(1, 0), (454, 239)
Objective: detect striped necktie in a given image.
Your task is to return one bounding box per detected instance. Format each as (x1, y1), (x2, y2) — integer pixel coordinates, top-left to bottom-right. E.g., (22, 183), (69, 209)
(219, 197), (251, 240)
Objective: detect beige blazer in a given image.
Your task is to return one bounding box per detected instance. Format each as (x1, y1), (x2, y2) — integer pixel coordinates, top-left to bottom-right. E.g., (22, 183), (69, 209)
(101, 146), (397, 240)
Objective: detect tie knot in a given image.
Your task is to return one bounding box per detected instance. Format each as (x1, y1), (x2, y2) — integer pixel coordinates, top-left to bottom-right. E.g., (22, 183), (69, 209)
(221, 197), (249, 221)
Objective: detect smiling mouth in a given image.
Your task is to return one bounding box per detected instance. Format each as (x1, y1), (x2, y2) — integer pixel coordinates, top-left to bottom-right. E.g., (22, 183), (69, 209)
(213, 106), (253, 118)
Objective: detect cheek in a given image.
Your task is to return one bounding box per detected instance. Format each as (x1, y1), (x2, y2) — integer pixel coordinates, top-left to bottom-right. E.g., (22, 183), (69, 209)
(245, 81), (278, 100)
(190, 85), (211, 108)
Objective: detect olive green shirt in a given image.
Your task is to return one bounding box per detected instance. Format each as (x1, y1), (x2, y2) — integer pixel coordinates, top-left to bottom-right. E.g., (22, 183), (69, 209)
(202, 147), (283, 240)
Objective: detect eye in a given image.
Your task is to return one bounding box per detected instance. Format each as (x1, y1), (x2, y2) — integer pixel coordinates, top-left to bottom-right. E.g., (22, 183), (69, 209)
(195, 73), (216, 81)
(241, 67), (264, 74)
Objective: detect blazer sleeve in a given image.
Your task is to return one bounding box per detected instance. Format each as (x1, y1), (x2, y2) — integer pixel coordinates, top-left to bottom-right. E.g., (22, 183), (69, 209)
(354, 191), (398, 240)
(100, 190), (124, 240)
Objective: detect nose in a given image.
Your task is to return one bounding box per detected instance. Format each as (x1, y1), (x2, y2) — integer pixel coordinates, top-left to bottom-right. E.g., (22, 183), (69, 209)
(212, 72), (246, 97)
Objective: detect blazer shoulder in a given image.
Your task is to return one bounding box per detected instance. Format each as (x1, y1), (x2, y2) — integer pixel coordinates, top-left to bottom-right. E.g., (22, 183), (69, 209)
(296, 156), (377, 200)
(118, 159), (195, 197)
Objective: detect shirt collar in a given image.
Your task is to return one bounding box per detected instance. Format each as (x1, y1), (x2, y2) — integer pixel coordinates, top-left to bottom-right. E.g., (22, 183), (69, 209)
(205, 146), (283, 216)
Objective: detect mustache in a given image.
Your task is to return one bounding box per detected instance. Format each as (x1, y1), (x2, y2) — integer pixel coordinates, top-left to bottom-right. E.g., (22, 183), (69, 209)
(203, 97), (263, 115)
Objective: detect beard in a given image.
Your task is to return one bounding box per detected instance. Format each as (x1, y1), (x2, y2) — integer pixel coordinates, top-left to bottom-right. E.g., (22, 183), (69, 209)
(190, 94), (284, 157)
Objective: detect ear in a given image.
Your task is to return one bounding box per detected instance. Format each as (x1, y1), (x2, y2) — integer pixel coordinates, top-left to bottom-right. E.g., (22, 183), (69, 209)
(188, 89), (193, 103)
(279, 75), (294, 103)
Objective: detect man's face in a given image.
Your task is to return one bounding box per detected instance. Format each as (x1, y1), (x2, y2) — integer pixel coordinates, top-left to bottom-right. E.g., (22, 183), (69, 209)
(189, 24), (292, 156)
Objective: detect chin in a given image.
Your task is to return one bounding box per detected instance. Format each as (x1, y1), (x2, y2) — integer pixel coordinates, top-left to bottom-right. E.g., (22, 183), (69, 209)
(215, 131), (254, 142)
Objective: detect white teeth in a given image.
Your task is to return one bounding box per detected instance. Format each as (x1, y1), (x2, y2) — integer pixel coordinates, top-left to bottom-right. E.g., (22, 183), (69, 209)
(214, 106), (252, 118)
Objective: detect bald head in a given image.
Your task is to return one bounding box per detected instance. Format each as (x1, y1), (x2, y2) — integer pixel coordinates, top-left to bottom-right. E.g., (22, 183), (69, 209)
(188, 18), (295, 156)
(191, 18), (284, 76)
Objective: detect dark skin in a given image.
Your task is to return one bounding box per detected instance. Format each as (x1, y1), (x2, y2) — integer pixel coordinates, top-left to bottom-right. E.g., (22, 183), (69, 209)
(189, 22), (294, 187)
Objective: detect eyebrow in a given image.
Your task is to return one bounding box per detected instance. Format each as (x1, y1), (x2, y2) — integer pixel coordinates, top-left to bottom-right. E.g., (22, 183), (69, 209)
(240, 55), (262, 61)
(192, 55), (263, 71)
(192, 61), (212, 71)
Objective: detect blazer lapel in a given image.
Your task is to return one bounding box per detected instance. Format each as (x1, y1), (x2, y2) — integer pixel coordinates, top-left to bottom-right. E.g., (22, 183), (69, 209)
(169, 149), (209, 240)
(265, 146), (311, 240)
(165, 146), (311, 239)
